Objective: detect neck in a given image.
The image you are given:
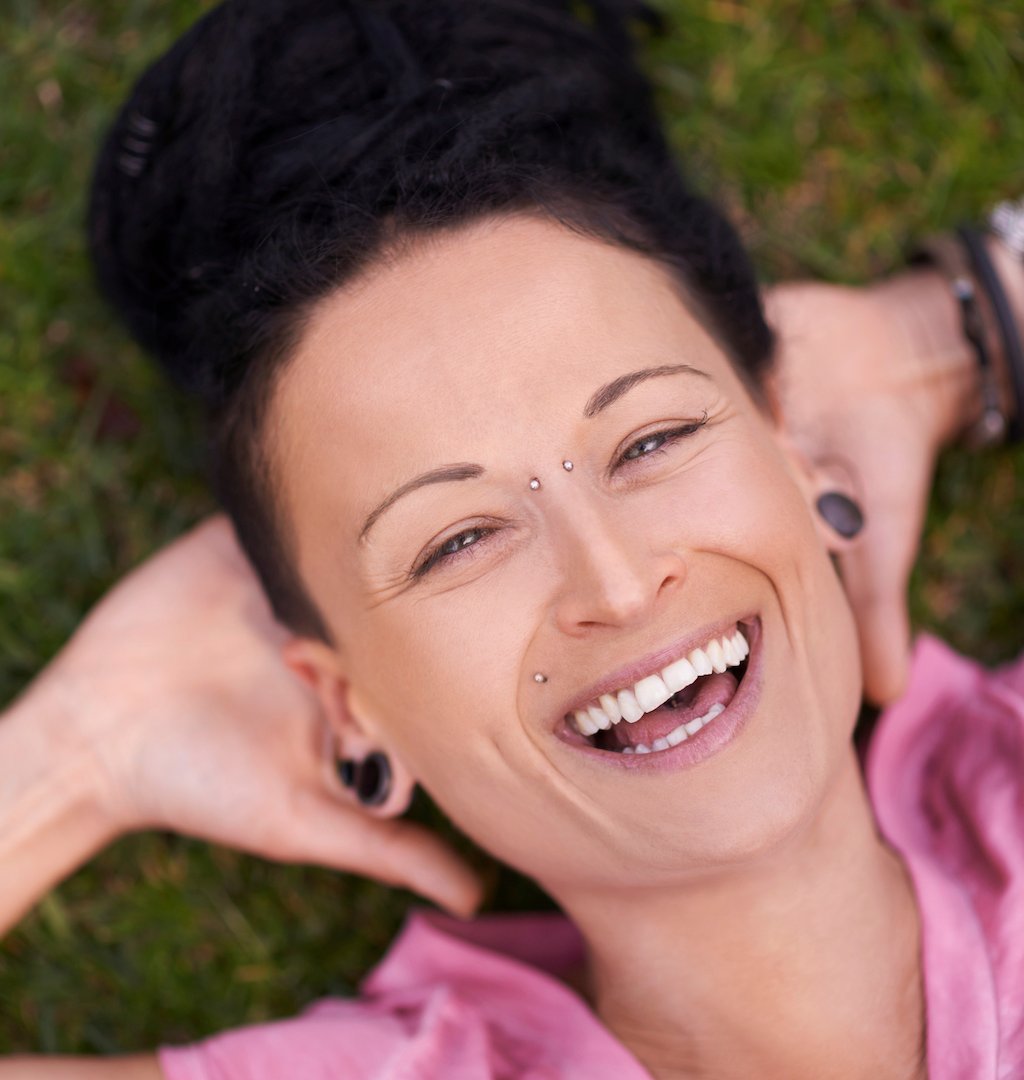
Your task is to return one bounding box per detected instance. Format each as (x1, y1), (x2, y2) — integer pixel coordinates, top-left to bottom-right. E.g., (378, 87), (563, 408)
(550, 752), (925, 1080)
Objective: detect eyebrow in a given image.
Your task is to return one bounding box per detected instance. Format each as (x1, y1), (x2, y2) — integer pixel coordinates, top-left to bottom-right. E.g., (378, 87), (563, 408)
(360, 463), (484, 541)
(583, 364), (711, 418)
(360, 364), (711, 542)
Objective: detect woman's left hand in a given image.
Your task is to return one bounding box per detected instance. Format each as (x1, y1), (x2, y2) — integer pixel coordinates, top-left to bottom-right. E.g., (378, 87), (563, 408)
(12, 515), (481, 922)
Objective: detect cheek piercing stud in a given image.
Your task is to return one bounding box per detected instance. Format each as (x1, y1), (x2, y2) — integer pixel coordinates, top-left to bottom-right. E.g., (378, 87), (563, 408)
(562, 460), (574, 471)
(533, 673), (548, 683)
(529, 478), (542, 490)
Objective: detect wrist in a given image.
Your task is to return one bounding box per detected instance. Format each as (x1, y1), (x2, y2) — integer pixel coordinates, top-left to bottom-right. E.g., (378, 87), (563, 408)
(986, 234), (1024, 431)
(867, 266), (979, 452)
(0, 677), (122, 934)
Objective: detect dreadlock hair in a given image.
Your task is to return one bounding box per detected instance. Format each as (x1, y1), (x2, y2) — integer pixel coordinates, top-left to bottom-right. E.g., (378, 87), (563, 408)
(88, 0), (774, 643)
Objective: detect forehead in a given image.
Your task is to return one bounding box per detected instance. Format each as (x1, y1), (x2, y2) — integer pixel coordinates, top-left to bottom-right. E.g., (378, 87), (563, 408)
(269, 215), (734, 532)
(277, 216), (726, 432)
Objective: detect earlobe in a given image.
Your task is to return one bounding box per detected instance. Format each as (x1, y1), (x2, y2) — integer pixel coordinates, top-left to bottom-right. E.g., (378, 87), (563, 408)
(282, 637), (418, 816)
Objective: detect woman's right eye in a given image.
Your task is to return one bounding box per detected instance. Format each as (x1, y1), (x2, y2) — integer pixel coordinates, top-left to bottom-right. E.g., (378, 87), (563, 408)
(413, 526), (494, 578)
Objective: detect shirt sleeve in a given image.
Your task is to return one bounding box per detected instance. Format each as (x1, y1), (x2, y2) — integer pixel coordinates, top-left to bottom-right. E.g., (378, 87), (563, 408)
(995, 646), (1024, 700)
(157, 999), (414, 1080)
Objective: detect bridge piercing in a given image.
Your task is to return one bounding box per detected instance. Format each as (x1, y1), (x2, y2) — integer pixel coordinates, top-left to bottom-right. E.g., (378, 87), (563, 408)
(562, 461), (574, 471)
(529, 478), (542, 490)
(533, 673), (548, 684)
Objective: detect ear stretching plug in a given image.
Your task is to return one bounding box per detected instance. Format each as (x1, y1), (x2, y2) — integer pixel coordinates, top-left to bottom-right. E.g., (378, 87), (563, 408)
(336, 751), (392, 807)
(816, 492), (864, 539)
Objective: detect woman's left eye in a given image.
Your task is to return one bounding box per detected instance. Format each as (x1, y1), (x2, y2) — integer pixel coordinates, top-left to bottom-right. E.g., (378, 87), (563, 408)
(615, 415), (708, 468)
(413, 525), (497, 578)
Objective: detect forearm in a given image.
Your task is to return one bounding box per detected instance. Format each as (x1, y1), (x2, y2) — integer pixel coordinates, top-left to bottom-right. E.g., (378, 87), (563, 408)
(0, 678), (118, 938)
(0, 1056), (163, 1079)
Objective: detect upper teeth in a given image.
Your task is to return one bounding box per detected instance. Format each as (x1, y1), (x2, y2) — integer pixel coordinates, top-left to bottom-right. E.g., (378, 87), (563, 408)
(570, 628), (749, 737)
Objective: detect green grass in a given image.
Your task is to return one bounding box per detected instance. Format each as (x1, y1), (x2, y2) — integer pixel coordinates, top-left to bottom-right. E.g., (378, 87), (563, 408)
(1, 0), (1023, 1055)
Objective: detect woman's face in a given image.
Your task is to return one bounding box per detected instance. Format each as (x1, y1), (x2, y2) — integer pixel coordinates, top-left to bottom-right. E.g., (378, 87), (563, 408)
(271, 215), (861, 893)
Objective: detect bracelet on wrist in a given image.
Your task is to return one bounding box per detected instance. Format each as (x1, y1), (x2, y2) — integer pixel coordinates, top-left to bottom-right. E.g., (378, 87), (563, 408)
(912, 233), (1010, 447)
(990, 197), (1024, 261)
(912, 226), (1024, 447)
(962, 222), (1024, 443)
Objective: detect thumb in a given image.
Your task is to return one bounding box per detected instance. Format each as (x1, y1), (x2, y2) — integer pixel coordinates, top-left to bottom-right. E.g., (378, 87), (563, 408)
(849, 591), (912, 707)
(289, 791), (484, 918)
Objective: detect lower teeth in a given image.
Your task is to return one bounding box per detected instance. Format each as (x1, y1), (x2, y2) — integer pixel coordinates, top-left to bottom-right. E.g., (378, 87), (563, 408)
(620, 702), (725, 755)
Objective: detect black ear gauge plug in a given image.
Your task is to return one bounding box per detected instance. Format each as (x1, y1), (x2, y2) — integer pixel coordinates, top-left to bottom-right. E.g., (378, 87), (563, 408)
(337, 759), (357, 789)
(336, 751), (392, 807)
(816, 492), (864, 540)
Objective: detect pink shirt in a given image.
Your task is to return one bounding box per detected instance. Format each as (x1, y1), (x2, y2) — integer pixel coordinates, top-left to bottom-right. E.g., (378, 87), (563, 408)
(160, 636), (1024, 1079)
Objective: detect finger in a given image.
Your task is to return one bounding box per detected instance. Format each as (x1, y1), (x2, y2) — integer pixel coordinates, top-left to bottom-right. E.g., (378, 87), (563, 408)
(837, 523), (916, 706)
(289, 791), (484, 918)
(849, 592), (912, 706)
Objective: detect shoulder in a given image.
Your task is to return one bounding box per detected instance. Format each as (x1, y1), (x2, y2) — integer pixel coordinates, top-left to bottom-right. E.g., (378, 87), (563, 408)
(159, 911), (648, 1080)
(868, 634), (1024, 876)
(158, 999), (415, 1080)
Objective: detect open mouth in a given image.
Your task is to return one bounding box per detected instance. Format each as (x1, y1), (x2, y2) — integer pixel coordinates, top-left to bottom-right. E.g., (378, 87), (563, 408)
(561, 620), (755, 756)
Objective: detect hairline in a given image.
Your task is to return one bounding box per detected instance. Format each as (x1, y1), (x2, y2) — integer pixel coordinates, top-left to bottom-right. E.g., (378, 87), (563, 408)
(241, 206), (773, 644)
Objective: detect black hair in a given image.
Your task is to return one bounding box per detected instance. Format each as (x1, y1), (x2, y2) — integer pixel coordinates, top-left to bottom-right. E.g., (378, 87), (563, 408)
(88, 0), (774, 642)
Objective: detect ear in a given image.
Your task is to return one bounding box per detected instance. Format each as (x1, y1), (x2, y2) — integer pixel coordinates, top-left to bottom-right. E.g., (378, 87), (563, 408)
(283, 637), (418, 816)
(769, 423), (866, 557)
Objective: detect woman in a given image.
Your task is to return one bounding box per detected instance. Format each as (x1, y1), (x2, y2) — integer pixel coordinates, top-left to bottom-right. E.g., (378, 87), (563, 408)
(3, 0), (1024, 1076)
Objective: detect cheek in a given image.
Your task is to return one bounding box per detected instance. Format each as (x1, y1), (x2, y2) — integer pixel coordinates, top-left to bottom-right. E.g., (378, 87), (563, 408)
(614, 433), (863, 850)
(637, 427), (821, 586)
(347, 603), (579, 878)
(345, 570), (539, 767)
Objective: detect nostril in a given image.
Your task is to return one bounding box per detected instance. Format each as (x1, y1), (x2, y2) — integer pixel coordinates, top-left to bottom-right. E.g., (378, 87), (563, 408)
(552, 538), (686, 633)
(657, 571), (684, 599)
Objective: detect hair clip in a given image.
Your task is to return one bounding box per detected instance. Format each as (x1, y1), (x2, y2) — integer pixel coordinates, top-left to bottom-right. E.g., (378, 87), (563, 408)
(117, 110), (159, 178)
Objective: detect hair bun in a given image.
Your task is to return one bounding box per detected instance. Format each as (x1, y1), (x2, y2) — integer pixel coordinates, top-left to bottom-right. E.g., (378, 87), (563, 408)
(89, 0), (765, 409)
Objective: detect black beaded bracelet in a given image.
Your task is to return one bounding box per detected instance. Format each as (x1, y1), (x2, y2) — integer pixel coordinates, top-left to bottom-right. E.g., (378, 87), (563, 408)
(958, 225), (1024, 443)
(914, 233), (1008, 447)
(991, 197), (1024, 261)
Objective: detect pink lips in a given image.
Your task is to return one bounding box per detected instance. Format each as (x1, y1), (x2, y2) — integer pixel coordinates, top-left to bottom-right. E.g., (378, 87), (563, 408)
(555, 616), (762, 772)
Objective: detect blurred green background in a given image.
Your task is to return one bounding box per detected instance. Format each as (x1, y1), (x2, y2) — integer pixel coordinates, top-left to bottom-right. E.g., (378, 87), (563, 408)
(1, 0), (1023, 1055)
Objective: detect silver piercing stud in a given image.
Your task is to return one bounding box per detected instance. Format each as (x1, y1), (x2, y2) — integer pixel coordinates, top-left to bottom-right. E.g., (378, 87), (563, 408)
(529, 478), (541, 490)
(533, 673), (548, 683)
(562, 460), (574, 471)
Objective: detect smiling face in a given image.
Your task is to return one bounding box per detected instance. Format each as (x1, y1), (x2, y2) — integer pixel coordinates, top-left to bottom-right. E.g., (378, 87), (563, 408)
(270, 214), (862, 895)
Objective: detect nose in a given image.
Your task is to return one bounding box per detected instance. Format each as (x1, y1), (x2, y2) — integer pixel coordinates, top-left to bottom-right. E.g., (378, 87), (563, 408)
(550, 498), (687, 636)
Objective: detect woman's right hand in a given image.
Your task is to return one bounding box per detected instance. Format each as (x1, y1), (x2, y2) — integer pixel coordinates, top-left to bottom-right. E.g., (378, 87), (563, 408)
(767, 243), (1024, 705)
(25, 515), (482, 918)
